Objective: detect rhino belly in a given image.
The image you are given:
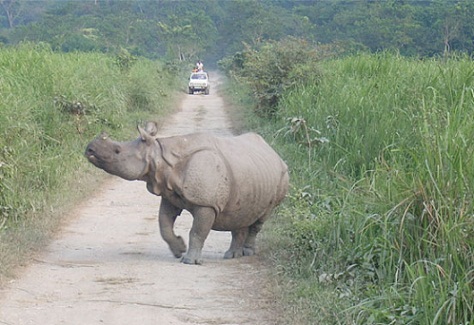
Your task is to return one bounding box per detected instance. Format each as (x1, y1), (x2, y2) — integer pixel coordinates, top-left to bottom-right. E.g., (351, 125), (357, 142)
(211, 180), (281, 231)
(211, 208), (268, 231)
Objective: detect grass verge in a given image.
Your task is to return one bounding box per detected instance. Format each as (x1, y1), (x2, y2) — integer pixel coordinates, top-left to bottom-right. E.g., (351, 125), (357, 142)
(0, 43), (185, 285)
(221, 52), (474, 324)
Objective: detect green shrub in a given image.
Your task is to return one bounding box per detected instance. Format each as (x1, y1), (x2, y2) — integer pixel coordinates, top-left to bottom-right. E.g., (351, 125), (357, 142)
(225, 51), (474, 324)
(0, 43), (177, 228)
(220, 37), (339, 117)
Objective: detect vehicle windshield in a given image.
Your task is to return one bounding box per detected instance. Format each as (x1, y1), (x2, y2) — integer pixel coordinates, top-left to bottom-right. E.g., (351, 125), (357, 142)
(191, 73), (207, 80)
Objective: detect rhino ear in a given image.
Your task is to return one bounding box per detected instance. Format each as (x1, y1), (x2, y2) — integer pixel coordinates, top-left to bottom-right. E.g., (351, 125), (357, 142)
(138, 125), (155, 145)
(144, 121), (158, 136)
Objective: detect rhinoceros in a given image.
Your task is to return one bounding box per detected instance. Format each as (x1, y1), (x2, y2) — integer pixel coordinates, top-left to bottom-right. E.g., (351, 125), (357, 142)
(85, 122), (289, 264)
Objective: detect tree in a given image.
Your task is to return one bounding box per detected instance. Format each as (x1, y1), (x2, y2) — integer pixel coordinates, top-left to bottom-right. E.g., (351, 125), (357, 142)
(157, 10), (217, 62)
(434, 0), (474, 57)
(0, 0), (21, 28)
(352, 1), (421, 55)
(217, 0), (299, 58)
(3, 0), (474, 60)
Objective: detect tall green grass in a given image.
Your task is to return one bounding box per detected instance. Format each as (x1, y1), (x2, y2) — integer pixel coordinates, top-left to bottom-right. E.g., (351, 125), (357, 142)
(0, 43), (181, 281)
(253, 52), (474, 324)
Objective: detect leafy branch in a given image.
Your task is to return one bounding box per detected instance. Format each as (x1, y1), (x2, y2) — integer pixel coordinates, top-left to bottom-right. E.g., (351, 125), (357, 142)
(276, 116), (329, 165)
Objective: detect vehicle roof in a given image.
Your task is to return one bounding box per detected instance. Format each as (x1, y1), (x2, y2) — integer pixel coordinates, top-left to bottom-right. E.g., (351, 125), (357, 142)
(190, 72), (209, 79)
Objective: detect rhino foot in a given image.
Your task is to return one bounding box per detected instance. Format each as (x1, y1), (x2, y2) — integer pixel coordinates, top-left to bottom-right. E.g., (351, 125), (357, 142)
(224, 247), (256, 259)
(224, 249), (242, 259)
(243, 246), (255, 256)
(181, 255), (203, 265)
(170, 236), (187, 258)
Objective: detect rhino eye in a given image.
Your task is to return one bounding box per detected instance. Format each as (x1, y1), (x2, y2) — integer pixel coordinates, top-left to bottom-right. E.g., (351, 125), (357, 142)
(114, 146), (121, 154)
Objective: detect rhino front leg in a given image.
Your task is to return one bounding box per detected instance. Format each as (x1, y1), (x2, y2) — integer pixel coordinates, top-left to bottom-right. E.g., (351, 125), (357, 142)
(224, 228), (248, 259)
(159, 198), (186, 258)
(182, 206), (216, 265)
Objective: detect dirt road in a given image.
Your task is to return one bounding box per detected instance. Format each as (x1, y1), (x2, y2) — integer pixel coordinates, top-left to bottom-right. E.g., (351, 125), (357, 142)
(0, 74), (276, 324)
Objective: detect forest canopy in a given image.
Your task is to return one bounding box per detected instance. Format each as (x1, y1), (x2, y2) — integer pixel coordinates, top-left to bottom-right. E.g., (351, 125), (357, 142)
(0, 0), (473, 62)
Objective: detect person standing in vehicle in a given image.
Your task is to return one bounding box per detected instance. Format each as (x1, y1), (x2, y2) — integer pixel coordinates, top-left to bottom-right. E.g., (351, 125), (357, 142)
(196, 60), (203, 71)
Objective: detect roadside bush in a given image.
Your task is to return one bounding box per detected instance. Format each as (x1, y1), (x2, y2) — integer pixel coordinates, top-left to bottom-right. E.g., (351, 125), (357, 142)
(0, 44), (178, 223)
(0, 44), (179, 281)
(278, 53), (474, 324)
(115, 47), (138, 72)
(226, 52), (474, 324)
(219, 37), (340, 117)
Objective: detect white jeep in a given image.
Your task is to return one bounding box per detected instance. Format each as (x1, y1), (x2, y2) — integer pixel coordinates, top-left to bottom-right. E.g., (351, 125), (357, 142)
(188, 72), (210, 95)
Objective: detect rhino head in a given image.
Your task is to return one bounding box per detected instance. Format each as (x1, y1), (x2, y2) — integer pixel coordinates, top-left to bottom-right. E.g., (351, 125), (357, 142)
(85, 122), (159, 181)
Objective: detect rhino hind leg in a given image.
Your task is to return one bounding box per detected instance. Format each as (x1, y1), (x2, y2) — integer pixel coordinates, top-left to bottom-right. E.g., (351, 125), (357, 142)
(243, 210), (275, 257)
(242, 218), (266, 256)
(224, 228), (250, 259)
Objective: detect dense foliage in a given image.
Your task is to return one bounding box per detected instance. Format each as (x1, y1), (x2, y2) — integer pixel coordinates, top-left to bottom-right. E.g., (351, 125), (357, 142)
(1, 0), (474, 62)
(0, 44), (182, 280)
(223, 41), (474, 324)
(0, 43), (180, 222)
(219, 37), (333, 116)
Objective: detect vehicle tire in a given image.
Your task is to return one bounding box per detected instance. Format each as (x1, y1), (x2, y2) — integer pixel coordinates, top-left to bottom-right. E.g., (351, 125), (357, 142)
(205, 88), (210, 95)
(188, 87), (193, 94)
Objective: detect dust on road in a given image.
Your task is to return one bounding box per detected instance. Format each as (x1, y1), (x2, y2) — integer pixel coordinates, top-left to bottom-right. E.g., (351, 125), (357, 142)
(0, 74), (277, 325)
